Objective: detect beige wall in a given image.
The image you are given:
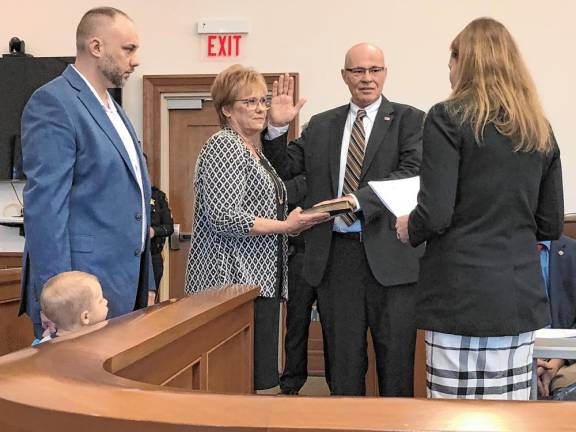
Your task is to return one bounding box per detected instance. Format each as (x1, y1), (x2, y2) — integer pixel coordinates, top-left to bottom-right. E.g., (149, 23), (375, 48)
(2, 0), (574, 211)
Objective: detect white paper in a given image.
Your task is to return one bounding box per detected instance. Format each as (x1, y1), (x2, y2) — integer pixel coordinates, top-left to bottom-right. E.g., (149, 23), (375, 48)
(535, 328), (576, 339)
(368, 176), (419, 217)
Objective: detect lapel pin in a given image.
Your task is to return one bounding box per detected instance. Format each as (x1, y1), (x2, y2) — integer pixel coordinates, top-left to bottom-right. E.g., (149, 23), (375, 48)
(384, 116), (391, 121)
(558, 250), (564, 256)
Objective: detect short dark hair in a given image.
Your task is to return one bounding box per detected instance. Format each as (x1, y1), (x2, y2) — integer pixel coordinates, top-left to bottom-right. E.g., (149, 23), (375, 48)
(76, 7), (131, 52)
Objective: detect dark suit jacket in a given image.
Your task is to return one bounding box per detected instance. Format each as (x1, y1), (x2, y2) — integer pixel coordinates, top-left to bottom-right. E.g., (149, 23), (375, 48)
(20, 65), (154, 325)
(408, 102), (564, 336)
(263, 96), (425, 287)
(550, 235), (576, 329)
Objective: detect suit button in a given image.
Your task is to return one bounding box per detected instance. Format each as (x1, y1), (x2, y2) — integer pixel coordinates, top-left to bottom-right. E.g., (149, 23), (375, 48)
(135, 213), (142, 221)
(134, 249), (141, 257)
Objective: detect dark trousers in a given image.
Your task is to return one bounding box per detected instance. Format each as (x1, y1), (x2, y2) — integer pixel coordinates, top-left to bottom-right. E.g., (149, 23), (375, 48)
(151, 253), (164, 302)
(133, 252), (150, 311)
(254, 297), (281, 390)
(280, 250), (330, 393)
(317, 234), (417, 396)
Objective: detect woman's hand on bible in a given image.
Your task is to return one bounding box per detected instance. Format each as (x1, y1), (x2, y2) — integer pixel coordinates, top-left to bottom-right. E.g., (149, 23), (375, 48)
(268, 73), (306, 127)
(284, 207), (330, 235)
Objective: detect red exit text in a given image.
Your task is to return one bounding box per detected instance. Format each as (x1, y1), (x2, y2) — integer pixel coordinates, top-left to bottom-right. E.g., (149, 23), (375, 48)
(207, 34), (242, 57)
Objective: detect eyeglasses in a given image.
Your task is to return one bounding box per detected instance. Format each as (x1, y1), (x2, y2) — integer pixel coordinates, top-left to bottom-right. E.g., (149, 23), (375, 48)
(235, 97), (271, 110)
(345, 67), (386, 77)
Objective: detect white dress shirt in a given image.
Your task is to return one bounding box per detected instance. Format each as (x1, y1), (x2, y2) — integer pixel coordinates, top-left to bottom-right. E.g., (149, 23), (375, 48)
(72, 66), (146, 249)
(266, 96), (382, 233)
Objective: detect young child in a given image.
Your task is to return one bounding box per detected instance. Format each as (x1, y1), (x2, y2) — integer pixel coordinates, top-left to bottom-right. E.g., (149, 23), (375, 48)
(32, 271), (109, 344)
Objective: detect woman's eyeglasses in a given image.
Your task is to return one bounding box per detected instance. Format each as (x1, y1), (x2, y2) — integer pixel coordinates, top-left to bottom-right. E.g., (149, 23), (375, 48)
(235, 97), (271, 110)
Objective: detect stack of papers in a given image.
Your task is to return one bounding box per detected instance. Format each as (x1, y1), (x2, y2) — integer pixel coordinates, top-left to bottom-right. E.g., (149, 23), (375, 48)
(535, 328), (576, 339)
(368, 176), (420, 217)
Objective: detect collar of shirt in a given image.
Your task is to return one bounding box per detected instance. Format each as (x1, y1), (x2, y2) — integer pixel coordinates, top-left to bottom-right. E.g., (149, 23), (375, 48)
(348, 95), (382, 125)
(538, 240), (552, 251)
(71, 65), (116, 113)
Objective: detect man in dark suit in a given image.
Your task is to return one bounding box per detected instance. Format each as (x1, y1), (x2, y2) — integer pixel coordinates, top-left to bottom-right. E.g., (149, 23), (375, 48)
(280, 151), (328, 395)
(264, 43), (424, 396)
(536, 235), (576, 398)
(20, 7), (154, 337)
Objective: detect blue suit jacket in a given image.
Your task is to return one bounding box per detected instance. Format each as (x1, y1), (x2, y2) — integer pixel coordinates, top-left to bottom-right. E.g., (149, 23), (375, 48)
(549, 235), (576, 329)
(20, 65), (154, 325)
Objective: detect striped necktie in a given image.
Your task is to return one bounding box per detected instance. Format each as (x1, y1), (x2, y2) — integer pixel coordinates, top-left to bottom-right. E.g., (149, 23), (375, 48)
(341, 109), (367, 225)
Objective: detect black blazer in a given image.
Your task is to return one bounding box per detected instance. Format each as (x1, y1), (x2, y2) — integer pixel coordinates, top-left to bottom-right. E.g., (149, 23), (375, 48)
(549, 235), (576, 329)
(408, 102), (564, 337)
(263, 96), (425, 287)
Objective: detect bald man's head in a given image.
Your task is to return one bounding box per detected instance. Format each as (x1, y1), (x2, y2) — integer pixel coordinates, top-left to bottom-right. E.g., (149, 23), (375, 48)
(76, 7), (131, 53)
(344, 43), (385, 69)
(341, 43), (387, 108)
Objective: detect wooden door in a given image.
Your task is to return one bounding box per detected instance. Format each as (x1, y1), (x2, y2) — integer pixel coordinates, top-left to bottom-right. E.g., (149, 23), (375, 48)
(167, 103), (219, 299)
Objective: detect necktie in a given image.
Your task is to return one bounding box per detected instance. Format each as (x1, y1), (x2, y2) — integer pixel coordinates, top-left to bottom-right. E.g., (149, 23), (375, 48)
(341, 109), (367, 225)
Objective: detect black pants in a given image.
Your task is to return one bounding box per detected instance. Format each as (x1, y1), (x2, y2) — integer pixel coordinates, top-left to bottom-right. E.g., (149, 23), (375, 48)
(133, 252), (151, 311)
(151, 253), (163, 291)
(316, 234), (417, 396)
(254, 296), (281, 390)
(280, 250), (330, 393)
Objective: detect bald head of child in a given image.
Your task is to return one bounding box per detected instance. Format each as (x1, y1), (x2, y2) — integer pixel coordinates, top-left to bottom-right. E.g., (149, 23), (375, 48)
(40, 271), (109, 335)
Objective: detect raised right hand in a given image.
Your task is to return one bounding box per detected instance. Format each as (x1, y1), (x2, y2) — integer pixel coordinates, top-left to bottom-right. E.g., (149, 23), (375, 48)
(268, 73), (306, 127)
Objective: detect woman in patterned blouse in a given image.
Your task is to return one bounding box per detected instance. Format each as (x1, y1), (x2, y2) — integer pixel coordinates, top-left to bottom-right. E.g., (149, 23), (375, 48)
(185, 65), (328, 391)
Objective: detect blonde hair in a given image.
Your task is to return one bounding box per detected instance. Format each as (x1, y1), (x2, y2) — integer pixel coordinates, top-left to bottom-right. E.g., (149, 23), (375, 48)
(447, 17), (552, 153)
(211, 64), (267, 127)
(40, 271), (101, 331)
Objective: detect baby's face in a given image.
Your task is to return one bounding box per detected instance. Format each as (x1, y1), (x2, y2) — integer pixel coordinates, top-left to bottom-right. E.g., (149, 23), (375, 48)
(89, 282), (109, 324)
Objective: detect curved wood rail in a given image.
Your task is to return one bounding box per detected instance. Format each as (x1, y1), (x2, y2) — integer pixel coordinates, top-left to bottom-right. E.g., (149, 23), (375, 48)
(0, 284), (575, 432)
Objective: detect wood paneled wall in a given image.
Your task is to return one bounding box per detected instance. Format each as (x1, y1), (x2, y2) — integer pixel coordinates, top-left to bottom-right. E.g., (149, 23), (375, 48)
(0, 268), (33, 356)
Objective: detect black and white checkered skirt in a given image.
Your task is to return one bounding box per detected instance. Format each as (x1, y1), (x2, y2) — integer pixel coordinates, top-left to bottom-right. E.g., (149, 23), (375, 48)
(425, 330), (534, 400)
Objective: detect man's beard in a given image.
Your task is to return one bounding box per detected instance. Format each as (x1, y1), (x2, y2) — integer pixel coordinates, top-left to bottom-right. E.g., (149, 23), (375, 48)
(99, 54), (126, 88)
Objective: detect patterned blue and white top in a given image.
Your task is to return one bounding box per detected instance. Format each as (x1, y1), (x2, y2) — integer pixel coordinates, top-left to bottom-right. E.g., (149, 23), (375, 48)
(185, 127), (288, 299)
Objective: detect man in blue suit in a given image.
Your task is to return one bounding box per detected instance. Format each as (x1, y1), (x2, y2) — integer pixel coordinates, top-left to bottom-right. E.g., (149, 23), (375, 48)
(536, 234), (576, 398)
(19, 6), (154, 337)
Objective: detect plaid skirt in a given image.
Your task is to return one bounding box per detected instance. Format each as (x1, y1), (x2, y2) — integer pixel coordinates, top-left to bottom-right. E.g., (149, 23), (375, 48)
(425, 330), (534, 400)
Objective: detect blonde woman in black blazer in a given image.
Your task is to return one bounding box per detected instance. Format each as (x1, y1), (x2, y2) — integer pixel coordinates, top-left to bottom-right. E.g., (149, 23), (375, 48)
(396, 18), (564, 400)
(185, 65), (328, 391)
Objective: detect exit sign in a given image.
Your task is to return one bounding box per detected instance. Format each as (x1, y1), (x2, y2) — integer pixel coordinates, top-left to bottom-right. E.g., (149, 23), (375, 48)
(198, 20), (249, 59)
(207, 34), (243, 57)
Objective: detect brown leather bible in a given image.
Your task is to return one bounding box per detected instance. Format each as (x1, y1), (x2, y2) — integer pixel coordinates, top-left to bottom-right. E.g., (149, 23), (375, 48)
(302, 200), (354, 216)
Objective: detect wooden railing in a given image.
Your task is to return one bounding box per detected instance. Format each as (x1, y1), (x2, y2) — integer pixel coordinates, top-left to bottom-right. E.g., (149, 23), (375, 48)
(1, 283), (575, 431)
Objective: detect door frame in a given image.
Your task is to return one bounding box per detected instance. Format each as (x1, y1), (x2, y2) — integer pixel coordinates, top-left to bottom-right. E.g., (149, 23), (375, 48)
(143, 73), (300, 186)
(142, 74), (301, 301)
